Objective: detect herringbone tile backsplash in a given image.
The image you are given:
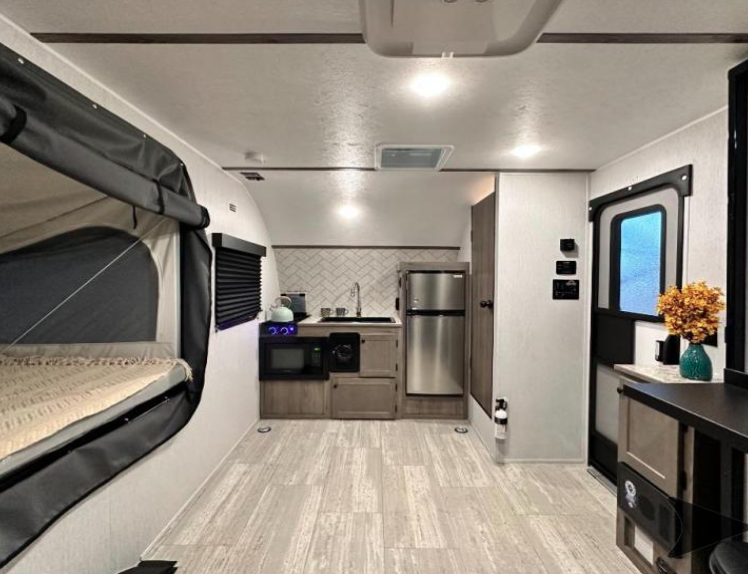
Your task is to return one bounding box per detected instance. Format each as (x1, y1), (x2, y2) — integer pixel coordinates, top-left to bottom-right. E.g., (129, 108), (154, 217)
(275, 248), (459, 317)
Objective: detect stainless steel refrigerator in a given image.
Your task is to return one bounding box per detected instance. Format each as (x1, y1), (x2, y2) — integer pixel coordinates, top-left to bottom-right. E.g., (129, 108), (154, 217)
(405, 271), (466, 396)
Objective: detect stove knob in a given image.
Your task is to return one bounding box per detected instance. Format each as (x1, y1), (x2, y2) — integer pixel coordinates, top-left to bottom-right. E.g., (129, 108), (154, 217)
(280, 326), (289, 335)
(268, 326), (278, 335)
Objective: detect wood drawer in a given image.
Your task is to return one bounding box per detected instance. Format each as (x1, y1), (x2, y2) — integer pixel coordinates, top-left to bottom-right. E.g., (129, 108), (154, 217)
(619, 394), (682, 497)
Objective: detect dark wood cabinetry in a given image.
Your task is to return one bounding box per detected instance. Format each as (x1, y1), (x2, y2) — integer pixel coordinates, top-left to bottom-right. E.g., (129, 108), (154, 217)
(260, 322), (401, 419)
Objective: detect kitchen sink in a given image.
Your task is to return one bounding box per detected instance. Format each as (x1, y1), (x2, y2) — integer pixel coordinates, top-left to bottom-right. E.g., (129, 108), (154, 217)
(319, 317), (395, 323)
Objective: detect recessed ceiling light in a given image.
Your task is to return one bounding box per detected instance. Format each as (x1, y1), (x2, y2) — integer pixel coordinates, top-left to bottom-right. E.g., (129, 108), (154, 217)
(410, 73), (451, 98)
(511, 144), (541, 159)
(338, 204), (360, 219)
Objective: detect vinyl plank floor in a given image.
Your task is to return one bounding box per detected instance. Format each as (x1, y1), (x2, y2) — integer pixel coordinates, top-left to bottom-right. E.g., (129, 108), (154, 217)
(321, 447), (382, 513)
(304, 513), (384, 574)
(147, 420), (637, 574)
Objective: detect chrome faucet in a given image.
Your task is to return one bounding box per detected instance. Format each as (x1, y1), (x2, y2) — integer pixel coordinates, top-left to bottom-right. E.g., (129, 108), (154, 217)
(350, 282), (362, 317)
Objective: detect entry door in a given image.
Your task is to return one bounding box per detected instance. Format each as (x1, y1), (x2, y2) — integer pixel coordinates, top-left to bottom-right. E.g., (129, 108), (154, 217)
(589, 170), (689, 482)
(471, 192), (496, 415)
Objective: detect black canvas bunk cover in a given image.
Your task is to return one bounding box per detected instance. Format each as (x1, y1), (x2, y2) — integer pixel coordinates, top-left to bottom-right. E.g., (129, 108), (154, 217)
(0, 42), (211, 568)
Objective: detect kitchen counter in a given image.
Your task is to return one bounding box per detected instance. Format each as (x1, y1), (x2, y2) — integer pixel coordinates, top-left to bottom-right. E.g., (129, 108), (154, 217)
(615, 363), (724, 384)
(299, 316), (402, 327)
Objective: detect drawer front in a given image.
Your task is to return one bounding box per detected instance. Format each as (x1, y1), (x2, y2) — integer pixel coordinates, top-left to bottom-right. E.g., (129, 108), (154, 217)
(619, 395), (681, 496)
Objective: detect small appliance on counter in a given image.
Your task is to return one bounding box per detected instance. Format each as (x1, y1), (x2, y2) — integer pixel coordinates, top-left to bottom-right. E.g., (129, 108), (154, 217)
(269, 296), (295, 322)
(259, 321), (328, 380)
(281, 292), (310, 322)
(328, 332), (360, 373)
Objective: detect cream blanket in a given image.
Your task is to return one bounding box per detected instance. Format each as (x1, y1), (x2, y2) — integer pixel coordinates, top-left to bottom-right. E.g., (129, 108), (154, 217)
(0, 356), (191, 462)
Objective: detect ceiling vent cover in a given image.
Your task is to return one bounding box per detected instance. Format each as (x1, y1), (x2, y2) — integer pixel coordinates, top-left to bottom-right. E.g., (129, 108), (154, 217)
(359, 0), (563, 58)
(376, 144), (454, 171)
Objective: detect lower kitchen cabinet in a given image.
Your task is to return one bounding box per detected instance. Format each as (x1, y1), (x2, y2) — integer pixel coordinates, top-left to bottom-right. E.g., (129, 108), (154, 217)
(359, 333), (398, 378)
(331, 376), (396, 419)
(260, 380), (330, 418)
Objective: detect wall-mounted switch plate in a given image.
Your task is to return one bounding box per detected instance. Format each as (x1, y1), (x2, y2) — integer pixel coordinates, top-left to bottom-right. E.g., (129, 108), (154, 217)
(556, 261), (577, 275)
(553, 279), (580, 300)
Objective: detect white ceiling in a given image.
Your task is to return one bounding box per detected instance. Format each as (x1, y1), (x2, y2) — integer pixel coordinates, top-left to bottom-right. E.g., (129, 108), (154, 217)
(0, 0), (746, 245)
(242, 170), (494, 246)
(2, 0), (748, 34)
(21, 43), (746, 171)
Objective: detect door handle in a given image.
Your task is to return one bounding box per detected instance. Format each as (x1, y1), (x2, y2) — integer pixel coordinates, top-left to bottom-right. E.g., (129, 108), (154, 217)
(480, 300), (494, 309)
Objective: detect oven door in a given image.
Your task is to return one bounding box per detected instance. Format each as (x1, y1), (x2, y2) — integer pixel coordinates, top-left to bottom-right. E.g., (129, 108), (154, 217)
(260, 337), (328, 380)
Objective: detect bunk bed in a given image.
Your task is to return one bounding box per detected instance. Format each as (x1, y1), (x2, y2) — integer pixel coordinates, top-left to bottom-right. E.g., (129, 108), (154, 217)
(0, 42), (211, 568)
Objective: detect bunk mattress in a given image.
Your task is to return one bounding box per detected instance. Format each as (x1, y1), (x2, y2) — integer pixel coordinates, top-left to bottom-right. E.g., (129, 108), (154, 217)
(0, 356), (191, 478)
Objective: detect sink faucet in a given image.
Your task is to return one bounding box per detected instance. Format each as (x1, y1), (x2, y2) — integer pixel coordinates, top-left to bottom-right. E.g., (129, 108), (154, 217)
(350, 282), (362, 317)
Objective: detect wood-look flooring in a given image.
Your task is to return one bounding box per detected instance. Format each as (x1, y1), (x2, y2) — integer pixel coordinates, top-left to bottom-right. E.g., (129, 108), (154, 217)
(147, 420), (638, 574)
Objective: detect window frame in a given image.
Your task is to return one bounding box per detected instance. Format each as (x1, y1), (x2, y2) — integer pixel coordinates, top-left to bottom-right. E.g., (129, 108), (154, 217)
(609, 204), (668, 320)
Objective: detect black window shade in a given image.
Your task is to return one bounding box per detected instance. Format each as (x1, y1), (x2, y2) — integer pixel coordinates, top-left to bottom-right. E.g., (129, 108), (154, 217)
(212, 233), (267, 330)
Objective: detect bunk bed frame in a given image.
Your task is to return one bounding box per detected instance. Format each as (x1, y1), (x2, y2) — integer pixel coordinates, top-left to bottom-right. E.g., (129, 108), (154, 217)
(0, 42), (212, 568)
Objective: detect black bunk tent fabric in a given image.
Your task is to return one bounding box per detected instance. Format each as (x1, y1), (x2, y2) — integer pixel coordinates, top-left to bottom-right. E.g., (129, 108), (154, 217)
(0, 43), (212, 568)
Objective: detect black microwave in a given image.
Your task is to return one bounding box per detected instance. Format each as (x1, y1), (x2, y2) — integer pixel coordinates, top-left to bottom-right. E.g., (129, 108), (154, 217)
(259, 336), (328, 380)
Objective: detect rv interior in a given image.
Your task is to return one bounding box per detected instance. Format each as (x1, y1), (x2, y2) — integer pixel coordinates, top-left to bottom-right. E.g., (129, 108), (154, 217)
(1, 1), (748, 573)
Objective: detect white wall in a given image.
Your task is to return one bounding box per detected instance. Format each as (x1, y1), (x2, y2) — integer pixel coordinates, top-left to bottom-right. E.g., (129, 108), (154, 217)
(470, 173), (589, 462)
(590, 110), (728, 372)
(0, 15), (280, 574)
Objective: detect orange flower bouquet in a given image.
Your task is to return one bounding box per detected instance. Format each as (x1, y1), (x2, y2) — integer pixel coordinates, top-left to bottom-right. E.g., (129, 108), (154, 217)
(656, 281), (725, 380)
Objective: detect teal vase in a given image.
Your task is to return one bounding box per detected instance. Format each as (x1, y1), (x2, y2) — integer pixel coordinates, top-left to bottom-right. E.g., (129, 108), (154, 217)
(679, 343), (712, 381)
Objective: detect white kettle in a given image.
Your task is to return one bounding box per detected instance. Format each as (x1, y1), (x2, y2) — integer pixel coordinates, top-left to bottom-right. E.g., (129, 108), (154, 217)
(270, 296), (294, 322)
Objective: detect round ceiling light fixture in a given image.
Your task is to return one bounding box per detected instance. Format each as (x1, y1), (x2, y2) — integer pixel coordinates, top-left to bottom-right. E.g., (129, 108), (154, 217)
(410, 73), (451, 98)
(511, 143), (542, 159)
(338, 204), (360, 219)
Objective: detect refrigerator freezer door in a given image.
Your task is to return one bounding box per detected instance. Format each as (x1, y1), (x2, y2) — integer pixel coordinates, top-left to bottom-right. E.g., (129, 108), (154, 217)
(406, 272), (466, 311)
(407, 314), (465, 395)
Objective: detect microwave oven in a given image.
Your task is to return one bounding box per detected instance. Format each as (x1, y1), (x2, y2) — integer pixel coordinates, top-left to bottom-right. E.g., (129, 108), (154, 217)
(259, 336), (328, 380)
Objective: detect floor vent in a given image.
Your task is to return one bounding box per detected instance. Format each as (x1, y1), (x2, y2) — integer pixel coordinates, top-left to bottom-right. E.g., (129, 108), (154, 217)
(376, 144), (454, 171)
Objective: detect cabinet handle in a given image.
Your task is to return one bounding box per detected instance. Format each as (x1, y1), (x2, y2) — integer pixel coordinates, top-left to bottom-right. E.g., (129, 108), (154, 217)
(361, 339), (366, 343)
(333, 383), (338, 389)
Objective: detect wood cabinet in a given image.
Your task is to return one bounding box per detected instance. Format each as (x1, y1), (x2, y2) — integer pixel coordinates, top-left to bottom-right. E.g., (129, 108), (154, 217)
(619, 394), (682, 496)
(331, 376), (396, 419)
(260, 380), (330, 418)
(360, 333), (398, 378)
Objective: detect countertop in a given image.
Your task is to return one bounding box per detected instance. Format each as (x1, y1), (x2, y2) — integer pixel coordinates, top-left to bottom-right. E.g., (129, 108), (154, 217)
(299, 316), (402, 327)
(615, 363), (724, 384)
(622, 381), (748, 452)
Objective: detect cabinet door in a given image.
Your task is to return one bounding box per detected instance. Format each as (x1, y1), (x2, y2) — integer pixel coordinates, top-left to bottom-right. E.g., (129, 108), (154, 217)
(261, 380), (330, 418)
(332, 377), (395, 419)
(360, 333), (398, 378)
(618, 395), (681, 496)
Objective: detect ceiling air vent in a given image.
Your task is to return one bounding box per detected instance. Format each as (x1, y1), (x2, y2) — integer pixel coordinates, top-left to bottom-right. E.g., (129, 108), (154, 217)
(376, 144), (454, 171)
(240, 171), (265, 181)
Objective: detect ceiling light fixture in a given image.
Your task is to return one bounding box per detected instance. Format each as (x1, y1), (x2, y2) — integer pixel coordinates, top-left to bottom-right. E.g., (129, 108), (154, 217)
(511, 144), (541, 159)
(410, 73), (451, 98)
(338, 204), (360, 220)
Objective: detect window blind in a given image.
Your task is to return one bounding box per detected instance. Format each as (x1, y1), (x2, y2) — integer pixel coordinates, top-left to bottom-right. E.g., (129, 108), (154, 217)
(212, 234), (266, 330)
